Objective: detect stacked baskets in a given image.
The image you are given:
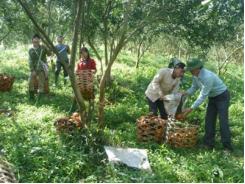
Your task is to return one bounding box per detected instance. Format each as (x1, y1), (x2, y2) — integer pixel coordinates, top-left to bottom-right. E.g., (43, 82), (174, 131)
(76, 70), (95, 100)
(0, 159), (17, 183)
(0, 74), (15, 92)
(136, 115), (199, 147)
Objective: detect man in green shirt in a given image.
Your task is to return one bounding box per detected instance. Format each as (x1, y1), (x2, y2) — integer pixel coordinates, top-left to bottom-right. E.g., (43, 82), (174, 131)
(28, 34), (51, 102)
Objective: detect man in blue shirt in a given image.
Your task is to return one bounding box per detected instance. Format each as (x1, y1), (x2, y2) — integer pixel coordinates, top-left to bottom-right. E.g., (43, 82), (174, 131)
(183, 58), (233, 152)
(54, 35), (70, 86)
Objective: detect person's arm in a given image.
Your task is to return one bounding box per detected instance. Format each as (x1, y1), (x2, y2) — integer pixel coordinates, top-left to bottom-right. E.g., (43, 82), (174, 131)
(191, 77), (214, 109)
(186, 78), (199, 96)
(152, 69), (166, 98)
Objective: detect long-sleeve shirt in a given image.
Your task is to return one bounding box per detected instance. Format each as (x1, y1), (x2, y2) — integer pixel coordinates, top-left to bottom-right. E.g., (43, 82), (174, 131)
(145, 68), (181, 102)
(55, 44), (70, 62)
(28, 45), (51, 71)
(76, 58), (96, 71)
(186, 68), (227, 109)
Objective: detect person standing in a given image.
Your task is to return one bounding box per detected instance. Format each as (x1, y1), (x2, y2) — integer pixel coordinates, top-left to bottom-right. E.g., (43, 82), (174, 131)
(54, 35), (70, 86)
(28, 34), (51, 103)
(69, 47), (97, 114)
(145, 59), (185, 119)
(182, 58), (233, 152)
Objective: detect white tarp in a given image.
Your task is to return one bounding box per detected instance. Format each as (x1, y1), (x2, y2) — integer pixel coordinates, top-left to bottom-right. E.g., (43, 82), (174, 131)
(104, 146), (151, 171)
(163, 93), (182, 116)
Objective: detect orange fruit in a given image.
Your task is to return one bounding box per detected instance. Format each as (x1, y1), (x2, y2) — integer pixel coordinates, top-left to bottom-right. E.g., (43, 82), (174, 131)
(175, 113), (185, 121)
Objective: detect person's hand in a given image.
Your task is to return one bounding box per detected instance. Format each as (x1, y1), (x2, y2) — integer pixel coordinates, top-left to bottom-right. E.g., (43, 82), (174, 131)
(180, 91), (188, 96)
(160, 96), (169, 102)
(159, 97), (164, 101)
(182, 108), (193, 116)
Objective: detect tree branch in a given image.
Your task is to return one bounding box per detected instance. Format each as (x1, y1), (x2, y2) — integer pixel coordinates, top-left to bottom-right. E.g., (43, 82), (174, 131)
(16, 0), (58, 55)
(0, 30), (12, 42)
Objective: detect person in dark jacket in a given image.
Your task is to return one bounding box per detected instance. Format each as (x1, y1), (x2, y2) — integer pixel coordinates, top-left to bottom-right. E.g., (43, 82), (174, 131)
(54, 35), (70, 86)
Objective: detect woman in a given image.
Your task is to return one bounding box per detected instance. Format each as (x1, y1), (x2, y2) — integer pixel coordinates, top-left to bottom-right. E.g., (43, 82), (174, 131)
(77, 47), (96, 72)
(69, 47), (96, 114)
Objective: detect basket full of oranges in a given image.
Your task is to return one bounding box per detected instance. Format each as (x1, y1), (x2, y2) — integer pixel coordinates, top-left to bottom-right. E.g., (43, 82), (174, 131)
(54, 112), (84, 133)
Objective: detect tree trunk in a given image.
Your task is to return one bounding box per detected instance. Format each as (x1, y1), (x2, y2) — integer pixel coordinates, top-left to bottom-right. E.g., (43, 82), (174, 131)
(135, 39), (143, 68)
(88, 38), (103, 75)
(103, 20), (111, 85)
(47, 0), (52, 37)
(98, 35), (126, 128)
(135, 57), (140, 69)
(103, 20), (109, 66)
(79, 0), (86, 51)
(98, 57), (115, 128)
(68, 0), (86, 123)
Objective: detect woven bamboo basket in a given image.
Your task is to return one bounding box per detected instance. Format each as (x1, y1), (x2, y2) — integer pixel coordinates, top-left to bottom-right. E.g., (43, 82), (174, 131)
(167, 124), (199, 148)
(76, 70), (95, 100)
(33, 75), (49, 94)
(0, 74), (15, 92)
(136, 115), (167, 143)
(54, 112), (83, 133)
(0, 159), (17, 183)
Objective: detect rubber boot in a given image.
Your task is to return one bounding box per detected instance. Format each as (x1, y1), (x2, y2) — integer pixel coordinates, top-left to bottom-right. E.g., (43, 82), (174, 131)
(29, 91), (35, 101)
(69, 99), (77, 115)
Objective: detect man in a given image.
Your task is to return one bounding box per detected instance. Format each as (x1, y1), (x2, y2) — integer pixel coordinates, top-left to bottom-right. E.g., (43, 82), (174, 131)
(168, 57), (181, 68)
(145, 59), (185, 119)
(28, 34), (51, 103)
(54, 35), (70, 86)
(183, 58), (233, 151)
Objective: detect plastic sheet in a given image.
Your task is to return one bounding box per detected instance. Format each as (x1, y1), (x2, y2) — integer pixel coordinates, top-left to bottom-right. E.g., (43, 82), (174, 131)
(104, 146), (151, 171)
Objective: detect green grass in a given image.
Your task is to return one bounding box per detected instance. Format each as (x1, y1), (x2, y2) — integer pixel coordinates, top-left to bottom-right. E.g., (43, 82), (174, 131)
(0, 47), (244, 182)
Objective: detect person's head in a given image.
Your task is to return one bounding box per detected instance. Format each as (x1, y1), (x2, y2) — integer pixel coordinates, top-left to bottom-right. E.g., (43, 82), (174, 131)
(172, 62), (186, 78)
(80, 47), (90, 60)
(32, 34), (41, 48)
(186, 58), (203, 76)
(57, 35), (64, 44)
(168, 57), (181, 68)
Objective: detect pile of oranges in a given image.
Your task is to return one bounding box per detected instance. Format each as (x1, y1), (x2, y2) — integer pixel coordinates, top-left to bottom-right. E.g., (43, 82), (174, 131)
(0, 74), (15, 92)
(54, 112), (83, 133)
(175, 113), (186, 121)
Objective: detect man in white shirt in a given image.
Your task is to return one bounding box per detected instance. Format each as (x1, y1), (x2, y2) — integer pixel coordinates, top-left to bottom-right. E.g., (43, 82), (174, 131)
(145, 60), (185, 119)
